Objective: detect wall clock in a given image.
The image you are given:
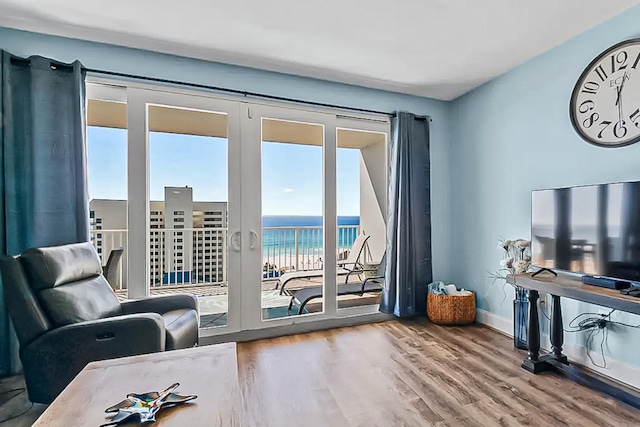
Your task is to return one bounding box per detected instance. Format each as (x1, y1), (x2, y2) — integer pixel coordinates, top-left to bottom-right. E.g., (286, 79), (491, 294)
(570, 39), (640, 148)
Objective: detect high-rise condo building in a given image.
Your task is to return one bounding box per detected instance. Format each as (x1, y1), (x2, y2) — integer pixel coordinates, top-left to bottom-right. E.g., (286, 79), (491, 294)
(90, 186), (227, 289)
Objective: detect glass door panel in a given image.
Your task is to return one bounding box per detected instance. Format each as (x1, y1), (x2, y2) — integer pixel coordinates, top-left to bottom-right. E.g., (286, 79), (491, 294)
(336, 123), (388, 313)
(261, 118), (325, 319)
(148, 105), (231, 328)
(240, 104), (336, 329)
(87, 97), (128, 298)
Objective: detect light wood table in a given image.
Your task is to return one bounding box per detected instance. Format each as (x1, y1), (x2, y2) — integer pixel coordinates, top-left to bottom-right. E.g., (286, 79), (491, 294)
(33, 343), (242, 426)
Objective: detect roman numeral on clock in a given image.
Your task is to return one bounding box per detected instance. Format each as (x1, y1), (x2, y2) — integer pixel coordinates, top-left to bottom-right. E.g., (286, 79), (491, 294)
(632, 51), (640, 70)
(581, 81), (599, 95)
(631, 109), (640, 129)
(594, 65), (608, 81)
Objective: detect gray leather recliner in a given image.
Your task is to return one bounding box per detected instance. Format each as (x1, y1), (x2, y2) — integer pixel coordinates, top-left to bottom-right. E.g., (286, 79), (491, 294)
(0, 242), (199, 404)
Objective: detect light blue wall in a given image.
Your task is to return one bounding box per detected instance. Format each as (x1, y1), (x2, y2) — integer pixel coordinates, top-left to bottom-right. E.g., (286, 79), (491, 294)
(0, 26), (453, 282)
(450, 4), (640, 368)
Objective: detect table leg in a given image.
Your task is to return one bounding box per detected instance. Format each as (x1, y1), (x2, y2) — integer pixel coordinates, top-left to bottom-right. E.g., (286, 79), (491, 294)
(550, 295), (568, 364)
(521, 290), (551, 373)
(527, 290), (540, 362)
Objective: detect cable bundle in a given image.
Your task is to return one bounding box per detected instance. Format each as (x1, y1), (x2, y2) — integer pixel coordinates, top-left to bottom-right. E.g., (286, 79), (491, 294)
(540, 306), (640, 368)
(565, 310), (613, 367)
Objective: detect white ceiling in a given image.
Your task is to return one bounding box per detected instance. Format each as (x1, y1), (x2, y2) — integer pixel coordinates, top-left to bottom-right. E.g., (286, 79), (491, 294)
(0, 0), (639, 100)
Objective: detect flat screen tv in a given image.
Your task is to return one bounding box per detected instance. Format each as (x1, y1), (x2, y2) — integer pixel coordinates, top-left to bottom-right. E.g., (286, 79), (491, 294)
(531, 180), (640, 283)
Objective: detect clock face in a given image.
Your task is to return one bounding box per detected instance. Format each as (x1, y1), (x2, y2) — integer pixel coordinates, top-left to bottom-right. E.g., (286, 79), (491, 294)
(570, 39), (640, 147)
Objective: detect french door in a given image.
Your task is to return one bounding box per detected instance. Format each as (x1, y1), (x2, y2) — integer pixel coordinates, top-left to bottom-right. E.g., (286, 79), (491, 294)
(88, 80), (388, 337)
(239, 104), (389, 329)
(126, 88), (243, 333)
(240, 104), (339, 329)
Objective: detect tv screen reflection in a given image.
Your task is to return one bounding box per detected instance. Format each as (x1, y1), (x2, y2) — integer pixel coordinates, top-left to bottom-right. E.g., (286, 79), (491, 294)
(531, 181), (640, 282)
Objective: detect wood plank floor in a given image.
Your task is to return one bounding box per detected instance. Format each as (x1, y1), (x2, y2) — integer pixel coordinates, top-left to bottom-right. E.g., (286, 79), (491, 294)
(2, 319), (639, 426)
(236, 319), (640, 426)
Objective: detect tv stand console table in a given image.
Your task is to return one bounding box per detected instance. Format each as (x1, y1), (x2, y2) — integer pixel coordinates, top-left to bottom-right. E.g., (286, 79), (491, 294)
(507, 273), (640, 409)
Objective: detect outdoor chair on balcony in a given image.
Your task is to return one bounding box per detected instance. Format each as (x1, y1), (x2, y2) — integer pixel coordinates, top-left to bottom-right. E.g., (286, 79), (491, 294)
(103, 246), (124, 289)
(277, 234), (370, 295)
(0, 242), (199, 404)
(287, 253), (385, 315)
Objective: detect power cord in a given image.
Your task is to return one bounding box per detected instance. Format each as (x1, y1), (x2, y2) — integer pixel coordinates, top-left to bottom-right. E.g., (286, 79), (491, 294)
(538, 303), (640, 368)
(0, 388), (33, 424)
(540, 302), (551, 321)
(538, 302), (613, 332)
(566, 309), (613, 331)
(583, 324), (608, 368)
(565, 310), (612, 368)
(538, 302), (613, 368)
(607, 316), (640, 329)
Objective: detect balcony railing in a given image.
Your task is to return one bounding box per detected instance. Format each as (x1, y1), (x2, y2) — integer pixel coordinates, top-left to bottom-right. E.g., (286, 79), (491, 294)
(261, 225), (360, 278)
(149, 228), (227, 289)
(90, 225), (360, 290)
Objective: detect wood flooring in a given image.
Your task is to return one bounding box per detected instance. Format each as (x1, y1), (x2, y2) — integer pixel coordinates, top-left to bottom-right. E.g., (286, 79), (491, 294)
(2, 319), (639, 426)
(235, 319), (640, 426)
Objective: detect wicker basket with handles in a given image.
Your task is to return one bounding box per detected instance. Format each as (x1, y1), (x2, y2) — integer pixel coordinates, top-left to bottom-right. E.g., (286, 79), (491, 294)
(427, 291), (476, 325)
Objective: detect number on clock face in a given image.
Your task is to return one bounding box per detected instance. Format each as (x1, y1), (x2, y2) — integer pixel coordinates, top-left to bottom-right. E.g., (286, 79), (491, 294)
(570, 39), (640, 147)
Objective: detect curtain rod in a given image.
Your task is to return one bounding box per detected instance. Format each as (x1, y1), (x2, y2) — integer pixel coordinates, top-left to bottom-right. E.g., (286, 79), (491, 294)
(84, 68), (432, 122)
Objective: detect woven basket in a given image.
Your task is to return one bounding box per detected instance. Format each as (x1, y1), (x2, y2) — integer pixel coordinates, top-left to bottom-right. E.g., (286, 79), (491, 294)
(427, 292), (476, 325)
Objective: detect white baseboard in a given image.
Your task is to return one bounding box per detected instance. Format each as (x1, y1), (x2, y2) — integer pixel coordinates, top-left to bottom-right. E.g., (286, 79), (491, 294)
(475, 308), (512, 335)
(476, 308), (640, 391)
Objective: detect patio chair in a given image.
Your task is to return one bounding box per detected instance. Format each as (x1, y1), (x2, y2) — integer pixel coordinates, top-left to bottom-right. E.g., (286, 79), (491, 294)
(277, 234), (370, 295)
(287, 253), (386, 315)
(103, 247), (124, 289)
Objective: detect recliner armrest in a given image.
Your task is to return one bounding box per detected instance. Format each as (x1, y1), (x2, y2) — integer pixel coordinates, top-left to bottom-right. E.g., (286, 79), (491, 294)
(22, 313), (166, 403)
(120, 293), (198, 315)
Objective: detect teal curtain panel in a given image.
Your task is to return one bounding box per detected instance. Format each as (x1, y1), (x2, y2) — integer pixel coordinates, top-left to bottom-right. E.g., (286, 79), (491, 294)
(0, 51), (88, 376)
(380, 112), (432, 317)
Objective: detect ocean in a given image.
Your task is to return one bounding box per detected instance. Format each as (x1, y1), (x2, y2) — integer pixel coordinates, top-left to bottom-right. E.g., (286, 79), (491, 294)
(262, 215), (360, 227)
(261, 216), (360, 272)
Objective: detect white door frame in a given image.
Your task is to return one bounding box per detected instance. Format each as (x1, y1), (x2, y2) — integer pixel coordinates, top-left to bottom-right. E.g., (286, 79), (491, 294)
(126, 88), (243, 334)
(238, 103), (339, 330)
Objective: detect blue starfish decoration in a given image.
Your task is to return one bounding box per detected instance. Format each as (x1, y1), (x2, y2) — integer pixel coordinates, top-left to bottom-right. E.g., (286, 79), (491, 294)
(101, 383), (197, 426)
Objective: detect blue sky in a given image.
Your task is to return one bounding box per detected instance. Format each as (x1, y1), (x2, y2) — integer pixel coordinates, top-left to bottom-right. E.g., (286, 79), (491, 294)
(87, 127), (360, 216)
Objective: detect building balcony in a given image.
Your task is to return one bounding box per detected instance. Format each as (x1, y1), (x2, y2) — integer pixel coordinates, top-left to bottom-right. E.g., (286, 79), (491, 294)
(90, 224), (362, 291)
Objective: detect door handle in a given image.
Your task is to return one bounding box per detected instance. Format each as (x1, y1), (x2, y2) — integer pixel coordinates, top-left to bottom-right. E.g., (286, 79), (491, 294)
(229, 231), (241, 252)
(249, 230), (260, 250)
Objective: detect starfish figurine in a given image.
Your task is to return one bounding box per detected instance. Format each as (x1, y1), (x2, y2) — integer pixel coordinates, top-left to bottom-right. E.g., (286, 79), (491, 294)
(101, 383), (197, 426)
